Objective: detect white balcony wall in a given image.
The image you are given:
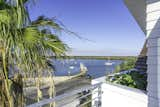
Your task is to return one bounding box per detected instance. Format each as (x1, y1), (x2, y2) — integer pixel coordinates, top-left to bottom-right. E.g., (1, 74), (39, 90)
(92, 77), (147, 107)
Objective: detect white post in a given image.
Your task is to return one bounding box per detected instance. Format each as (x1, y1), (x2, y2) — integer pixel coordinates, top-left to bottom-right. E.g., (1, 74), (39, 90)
(147, 1), (160, 107)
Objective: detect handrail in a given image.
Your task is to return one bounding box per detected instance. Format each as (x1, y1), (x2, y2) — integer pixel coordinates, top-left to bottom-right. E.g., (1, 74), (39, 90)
(26, 82), (102, 107)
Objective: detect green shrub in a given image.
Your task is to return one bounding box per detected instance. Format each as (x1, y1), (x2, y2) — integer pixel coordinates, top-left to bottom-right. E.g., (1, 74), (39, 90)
(107, 58), (147, 90)
(107, 71), (147, 90)
(113, 58), (136, 73)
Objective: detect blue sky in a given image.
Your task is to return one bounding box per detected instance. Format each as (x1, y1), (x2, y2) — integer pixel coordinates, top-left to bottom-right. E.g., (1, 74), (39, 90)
(28, 0), (145, 56)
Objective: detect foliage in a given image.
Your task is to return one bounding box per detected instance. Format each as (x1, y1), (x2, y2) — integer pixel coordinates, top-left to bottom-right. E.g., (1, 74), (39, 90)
(113, 58), (137, 73)
(79, 91), (91, 107)
(0, 0), (69, 106)
(114, 65), (121, 73)
(112, 74), (136, 88)
(107, 71), (147, 90)
(107, 58), (147, 90)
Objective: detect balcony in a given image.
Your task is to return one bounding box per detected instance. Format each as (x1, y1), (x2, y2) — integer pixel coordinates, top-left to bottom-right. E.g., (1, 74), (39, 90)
(26, 76), (147, 107)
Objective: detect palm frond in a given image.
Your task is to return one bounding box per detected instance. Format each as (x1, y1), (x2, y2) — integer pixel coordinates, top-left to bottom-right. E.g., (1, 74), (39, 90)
(0, 1), (70, 106)
(32, 16), (62, 30)
(0, 9), (11, 23)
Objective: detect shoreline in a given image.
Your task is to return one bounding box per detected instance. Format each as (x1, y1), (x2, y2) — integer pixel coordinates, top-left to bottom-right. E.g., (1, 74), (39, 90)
(49, 56), (137, 60)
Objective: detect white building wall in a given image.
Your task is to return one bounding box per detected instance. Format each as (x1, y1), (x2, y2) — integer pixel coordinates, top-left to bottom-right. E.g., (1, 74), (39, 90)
(92, 78), (147, 107)
(146, 0), (160, 107)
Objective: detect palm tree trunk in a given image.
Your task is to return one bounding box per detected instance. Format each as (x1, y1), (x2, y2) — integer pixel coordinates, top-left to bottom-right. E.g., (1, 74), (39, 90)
(48, 73), (56, 107)
(2, 50), (13, 107)
(12, 74), (24, 107)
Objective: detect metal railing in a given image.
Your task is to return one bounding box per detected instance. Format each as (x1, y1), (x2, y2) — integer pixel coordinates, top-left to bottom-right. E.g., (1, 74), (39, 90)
(26, 83), (102, 107)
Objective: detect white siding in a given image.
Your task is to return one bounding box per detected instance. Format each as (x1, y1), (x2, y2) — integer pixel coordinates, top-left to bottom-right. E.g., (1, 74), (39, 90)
(125, 0), (160, 107)
(146, 1), (160, 37)
(147, 0), (160, 107)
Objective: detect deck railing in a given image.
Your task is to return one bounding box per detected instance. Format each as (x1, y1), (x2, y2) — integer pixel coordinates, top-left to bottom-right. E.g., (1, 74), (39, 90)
(26, 82), (102, 107)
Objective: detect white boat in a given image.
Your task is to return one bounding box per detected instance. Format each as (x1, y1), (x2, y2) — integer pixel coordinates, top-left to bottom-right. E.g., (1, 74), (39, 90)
(105, 62), (113, 66)
(69, 66), (74, 69)
(105, 57), (113, 66)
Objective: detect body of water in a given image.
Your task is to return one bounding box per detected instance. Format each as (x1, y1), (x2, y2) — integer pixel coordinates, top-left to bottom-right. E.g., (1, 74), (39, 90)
(52, 59), (123, 79)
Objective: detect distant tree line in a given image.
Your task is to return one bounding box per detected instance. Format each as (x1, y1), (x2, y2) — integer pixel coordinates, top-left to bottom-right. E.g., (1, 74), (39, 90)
(50, 56), (137, 60)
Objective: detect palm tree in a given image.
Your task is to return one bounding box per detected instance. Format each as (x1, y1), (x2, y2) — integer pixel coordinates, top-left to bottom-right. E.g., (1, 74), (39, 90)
(0, 0), (68, 106)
